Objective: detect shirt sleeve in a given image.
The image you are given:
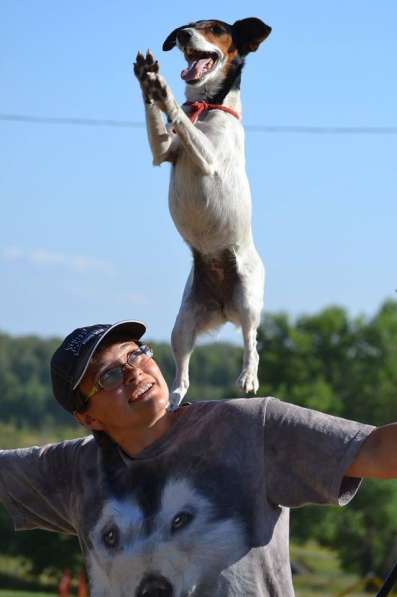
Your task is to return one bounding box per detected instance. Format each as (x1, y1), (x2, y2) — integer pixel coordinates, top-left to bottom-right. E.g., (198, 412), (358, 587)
(263, 397), (375, 508)
(0, 437), (89, 534)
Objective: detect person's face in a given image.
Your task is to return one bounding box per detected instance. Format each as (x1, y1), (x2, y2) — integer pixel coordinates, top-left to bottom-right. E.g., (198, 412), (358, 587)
(76, 340), (169, 434)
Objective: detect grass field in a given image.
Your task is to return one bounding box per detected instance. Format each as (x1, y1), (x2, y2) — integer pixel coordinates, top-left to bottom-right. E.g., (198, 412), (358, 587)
(0, 556), (56, 596)
(292, 542), (390, 596)
(0, 592), (54, 597)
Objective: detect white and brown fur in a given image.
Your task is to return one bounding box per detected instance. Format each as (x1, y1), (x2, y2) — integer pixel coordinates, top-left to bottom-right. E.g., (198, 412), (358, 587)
(134, 18), (271, 407)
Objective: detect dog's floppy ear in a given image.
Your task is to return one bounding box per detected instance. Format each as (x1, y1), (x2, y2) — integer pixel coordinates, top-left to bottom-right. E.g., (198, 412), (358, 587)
(232, 18), (271, 56)
(163, 26), (184, 51)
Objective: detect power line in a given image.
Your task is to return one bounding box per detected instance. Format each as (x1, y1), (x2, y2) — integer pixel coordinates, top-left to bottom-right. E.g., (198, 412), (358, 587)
(1, 112), (397, 135)
(246, 125), (397, 135)
(0, 113), (143, 128)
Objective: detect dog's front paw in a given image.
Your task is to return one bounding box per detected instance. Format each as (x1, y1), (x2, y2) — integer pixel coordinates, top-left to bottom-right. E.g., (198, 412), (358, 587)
(133, 50), (168, 105)
(133, 50), (160, 102)
(236, 369), (259, 395)
(134, 50), (177, 118)
(147, 73), (170, 108)
(146, 73), (176, 118)
(134, 49), (159, 79)
(134, 50), (160, 103)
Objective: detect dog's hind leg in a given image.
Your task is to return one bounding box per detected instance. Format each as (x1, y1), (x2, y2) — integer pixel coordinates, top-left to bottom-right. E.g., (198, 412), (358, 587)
(231, 252), (265, 394)
(170, 304), (197, 410)
(237, 313), (261, 394)
(170, 273), (225, 409)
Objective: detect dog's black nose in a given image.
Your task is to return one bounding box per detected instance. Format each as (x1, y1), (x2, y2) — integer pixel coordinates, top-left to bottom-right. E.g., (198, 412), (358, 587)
(136, 574), (173, 597)
(176, 29), (192, 45)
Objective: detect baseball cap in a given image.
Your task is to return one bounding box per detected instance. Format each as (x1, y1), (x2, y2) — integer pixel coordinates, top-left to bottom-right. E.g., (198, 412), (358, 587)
(50, 320), (146, 413)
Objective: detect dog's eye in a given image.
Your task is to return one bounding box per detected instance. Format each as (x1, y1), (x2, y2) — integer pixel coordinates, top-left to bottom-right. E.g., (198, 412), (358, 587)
(171, 511), (194, 533)
(102, 526), (119, 549)
(211, 24), (224, 35)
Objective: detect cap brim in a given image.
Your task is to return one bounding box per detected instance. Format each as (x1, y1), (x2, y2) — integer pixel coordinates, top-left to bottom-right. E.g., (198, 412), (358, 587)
(72, 320), (146, 390)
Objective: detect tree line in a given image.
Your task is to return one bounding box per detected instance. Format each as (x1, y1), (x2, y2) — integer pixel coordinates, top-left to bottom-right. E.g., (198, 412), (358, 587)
(1, 300), (397, 580)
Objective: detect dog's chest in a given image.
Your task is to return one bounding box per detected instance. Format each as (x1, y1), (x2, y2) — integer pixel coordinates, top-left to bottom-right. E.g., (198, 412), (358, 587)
(168, 150), (251, 252)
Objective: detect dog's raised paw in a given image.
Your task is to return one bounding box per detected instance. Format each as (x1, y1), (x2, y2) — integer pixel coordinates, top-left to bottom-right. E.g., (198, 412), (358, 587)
(150, 74), (168, 100)
(133, 50), (160, 92)
(142, 72), (173, 113)
(236, 369), (259, 395)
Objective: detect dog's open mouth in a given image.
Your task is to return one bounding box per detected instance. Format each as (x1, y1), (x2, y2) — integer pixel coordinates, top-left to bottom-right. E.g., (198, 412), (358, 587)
(181, 50), (219, 82)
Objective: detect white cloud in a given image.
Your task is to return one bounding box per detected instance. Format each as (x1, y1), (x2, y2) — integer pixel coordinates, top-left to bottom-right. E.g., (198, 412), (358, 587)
(1, 246), (114, 275)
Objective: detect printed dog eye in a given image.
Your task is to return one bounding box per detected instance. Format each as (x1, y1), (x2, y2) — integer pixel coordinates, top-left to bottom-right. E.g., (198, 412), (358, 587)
(102, 526), (120, 549)
(171, 511), (194, 533)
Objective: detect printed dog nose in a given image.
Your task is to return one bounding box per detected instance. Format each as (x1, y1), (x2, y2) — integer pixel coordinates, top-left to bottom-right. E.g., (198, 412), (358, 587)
(177, 29), (192, 45)
(136, 574), (173, 597)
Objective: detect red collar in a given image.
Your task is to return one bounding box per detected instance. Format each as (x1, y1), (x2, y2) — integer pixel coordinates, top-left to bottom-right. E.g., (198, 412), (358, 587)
(183, 101), (240, 124)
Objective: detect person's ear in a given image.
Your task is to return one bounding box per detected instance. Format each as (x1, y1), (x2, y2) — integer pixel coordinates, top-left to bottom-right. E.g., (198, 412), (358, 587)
(74, 411), (104, 431)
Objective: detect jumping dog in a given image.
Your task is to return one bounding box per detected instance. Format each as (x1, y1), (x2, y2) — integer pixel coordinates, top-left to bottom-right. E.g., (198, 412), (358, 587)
(134, 18), (271, 407)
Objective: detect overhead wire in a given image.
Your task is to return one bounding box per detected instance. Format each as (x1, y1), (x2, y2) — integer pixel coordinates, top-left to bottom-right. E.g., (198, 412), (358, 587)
(1, 113), (397, 135)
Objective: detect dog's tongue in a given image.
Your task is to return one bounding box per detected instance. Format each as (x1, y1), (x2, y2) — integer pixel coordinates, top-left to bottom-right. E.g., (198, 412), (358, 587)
(181, 57), (212, 81)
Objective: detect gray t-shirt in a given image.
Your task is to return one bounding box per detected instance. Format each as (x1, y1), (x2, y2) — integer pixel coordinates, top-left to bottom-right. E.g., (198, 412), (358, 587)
(0, 397), (374, 596)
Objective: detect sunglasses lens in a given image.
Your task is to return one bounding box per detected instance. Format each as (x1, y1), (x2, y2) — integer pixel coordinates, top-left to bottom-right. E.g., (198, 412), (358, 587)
(100, 367), (123, 390)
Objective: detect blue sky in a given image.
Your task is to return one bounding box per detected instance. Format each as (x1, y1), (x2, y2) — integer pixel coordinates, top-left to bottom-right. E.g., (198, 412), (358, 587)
(1, 0), (396, 343)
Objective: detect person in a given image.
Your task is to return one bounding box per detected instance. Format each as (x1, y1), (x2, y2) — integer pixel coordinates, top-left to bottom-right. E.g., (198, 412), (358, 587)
(0, 320), (395, 597)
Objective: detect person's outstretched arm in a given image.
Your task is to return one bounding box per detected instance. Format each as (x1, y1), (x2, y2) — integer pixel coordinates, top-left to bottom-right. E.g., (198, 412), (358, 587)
(346, 424), (397, 479)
